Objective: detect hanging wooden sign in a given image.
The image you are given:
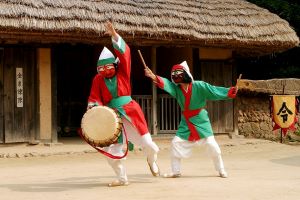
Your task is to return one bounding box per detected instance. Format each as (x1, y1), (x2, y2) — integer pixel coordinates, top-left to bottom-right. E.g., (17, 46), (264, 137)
(16, 68), (23, 108)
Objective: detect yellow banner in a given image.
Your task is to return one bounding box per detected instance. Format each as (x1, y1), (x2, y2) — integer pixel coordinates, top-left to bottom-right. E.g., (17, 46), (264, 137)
(273, 95), (296, 129)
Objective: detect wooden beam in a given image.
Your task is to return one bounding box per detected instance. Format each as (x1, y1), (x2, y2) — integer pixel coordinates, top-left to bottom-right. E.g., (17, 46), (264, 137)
(37, 48), (54, 142)
(51, 49), (58, 143)
(0, 49), (3, 143)
(151, 47), (158, 136)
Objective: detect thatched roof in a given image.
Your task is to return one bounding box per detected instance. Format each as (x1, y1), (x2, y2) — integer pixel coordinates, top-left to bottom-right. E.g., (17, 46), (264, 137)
(0, 0), (299, 56)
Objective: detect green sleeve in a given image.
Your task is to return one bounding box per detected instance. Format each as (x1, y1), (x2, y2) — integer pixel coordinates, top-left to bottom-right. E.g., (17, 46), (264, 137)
(199, 81), (230, 101)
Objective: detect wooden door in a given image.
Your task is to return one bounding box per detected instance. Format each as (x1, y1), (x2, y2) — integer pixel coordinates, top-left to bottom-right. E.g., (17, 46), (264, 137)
(2, 47), (37, 143)
(200, 61), (234, 133)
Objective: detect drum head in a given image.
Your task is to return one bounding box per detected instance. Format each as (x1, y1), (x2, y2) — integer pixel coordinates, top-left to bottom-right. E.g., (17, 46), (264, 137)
(81, 106), (121, 146)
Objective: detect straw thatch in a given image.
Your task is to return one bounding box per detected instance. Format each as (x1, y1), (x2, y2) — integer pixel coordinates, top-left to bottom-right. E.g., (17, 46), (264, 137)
(0, 0), (299, 56)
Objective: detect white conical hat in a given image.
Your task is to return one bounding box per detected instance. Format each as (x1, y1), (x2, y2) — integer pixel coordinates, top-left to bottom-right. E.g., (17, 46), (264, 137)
(171, 61), (194, 82)
(97, 47), (115, 66)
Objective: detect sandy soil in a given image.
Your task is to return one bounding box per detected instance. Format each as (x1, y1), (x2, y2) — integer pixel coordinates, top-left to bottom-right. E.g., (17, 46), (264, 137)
(0, 136), (300, 200)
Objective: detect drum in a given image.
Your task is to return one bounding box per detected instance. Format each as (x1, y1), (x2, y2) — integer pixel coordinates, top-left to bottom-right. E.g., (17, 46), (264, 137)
(81, 106), (122, 147)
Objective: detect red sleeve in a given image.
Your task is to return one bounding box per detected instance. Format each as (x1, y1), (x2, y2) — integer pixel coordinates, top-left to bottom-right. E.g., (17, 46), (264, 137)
(88, 75), (103, 106)
(155, 76), (165, 89)
(112, 36), (131, 81)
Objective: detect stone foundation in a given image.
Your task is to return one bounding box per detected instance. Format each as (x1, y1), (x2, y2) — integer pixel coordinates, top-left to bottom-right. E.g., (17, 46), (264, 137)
(237, 94), (299, 142)
(236, 78), (300, 143)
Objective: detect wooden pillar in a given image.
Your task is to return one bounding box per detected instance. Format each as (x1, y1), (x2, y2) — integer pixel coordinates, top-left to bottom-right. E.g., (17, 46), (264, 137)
(37, 48), (56, 142)
(0, 49), (3, 143)
(51, 50), (58, 143)
(151, 47), (158, 135)
(230, 60), (239, 138)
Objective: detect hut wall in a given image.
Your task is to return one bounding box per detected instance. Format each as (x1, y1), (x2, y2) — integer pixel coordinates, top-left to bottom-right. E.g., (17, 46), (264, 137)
(38, 48), (52, 142)
(157, 47), (193, 75)
(237, 95), (276, 140)
(199, 48), (232, 60)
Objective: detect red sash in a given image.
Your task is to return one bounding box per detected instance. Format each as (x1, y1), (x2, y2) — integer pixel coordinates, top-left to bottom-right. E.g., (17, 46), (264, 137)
(181, 83), (202, 141)
(182, 108), (202, 141)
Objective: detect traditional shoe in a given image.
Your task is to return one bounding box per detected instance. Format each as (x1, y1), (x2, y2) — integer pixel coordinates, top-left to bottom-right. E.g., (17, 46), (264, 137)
(162, 173), (181, 178)
(219, 171), (228, 178)
(147, 159), (160, 177)
(108, 180), (130, 187)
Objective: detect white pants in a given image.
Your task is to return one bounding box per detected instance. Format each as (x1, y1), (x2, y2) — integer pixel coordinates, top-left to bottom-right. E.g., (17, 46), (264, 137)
(104, 118), (159, 182)
(170, 136), (225, 174)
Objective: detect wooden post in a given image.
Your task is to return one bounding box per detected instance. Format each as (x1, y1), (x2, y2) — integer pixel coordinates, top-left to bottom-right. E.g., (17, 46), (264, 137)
(38, 48), (57, 143)
(0, 49), (3, 143)
(151, 47), (158, 135)
(230, 61), (239, 138)
(51, 50), (58, 143)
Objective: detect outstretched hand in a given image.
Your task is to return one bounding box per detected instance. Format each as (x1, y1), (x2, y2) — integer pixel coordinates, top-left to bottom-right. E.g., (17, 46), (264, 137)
(104, 21), (118, 40)
(144, 66), (156, 81)
(228, 86), (238, 98)
(232, 86), (239, 95)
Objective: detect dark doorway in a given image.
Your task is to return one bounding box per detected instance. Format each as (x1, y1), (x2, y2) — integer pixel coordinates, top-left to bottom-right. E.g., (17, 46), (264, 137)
(53, 44), (97, 137)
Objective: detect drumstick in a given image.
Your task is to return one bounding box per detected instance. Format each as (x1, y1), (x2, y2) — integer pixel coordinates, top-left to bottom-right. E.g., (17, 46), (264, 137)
(236, 74), (242, 88)
(138, 50), (147, 69)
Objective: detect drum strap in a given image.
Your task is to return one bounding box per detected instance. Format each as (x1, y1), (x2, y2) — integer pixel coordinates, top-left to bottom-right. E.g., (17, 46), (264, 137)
(107, 96), (132, 108)
(78, 125), (129, 160)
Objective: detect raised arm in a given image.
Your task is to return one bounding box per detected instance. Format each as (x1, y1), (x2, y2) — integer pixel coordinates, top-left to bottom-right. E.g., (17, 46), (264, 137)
(104, 21), (130, 79)
(104, 21), (118, 42)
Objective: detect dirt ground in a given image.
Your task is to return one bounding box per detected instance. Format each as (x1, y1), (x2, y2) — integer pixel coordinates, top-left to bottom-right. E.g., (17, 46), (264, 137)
(0, 136), (300, 200)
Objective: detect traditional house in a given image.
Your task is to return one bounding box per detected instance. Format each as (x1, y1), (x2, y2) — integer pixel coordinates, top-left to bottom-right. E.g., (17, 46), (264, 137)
(0, 0), (299, 144)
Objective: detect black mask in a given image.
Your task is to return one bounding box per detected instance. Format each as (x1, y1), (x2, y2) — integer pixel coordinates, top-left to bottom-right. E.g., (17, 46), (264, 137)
(172, 70), (191, 83)
(182, 71), (192, 83)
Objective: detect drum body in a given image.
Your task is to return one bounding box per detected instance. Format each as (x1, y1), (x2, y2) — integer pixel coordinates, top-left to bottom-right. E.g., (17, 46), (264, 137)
(81, 106), (122, 147)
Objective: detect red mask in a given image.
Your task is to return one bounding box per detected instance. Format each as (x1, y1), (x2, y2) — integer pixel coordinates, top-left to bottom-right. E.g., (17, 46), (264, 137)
(97, 64), (116, 78)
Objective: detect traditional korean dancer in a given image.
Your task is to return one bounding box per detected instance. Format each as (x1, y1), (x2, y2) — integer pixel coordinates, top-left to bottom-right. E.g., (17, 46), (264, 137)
(87, 21), (160, 187)
(144, 61), (238, 178)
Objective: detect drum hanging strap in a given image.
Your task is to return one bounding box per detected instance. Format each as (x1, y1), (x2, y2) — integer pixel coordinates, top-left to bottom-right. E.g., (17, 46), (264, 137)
(78, 124), (129, 159)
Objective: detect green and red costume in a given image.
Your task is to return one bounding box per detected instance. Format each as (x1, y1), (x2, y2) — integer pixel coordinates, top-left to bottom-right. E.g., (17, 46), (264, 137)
(88, 36), (149, 136)
(155, 76), (236, 141)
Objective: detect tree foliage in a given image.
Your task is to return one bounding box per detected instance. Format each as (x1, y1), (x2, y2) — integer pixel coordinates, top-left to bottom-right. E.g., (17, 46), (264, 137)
(247, 0), (300, 33)
(237, 0), (300, 79)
